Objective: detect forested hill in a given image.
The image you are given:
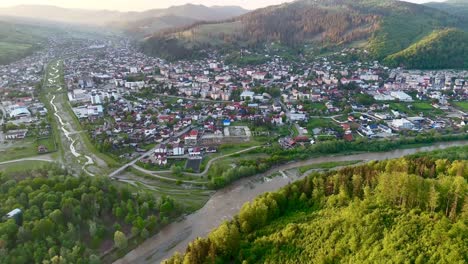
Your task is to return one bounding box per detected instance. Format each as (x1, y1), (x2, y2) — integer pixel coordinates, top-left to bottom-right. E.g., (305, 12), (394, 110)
(425, 0), (468, 19)
(0, 21), (52, 64)
(0, 166), (181, 263)
(383, 28), (468, 69)
(141, 0), (466, 65)
(163, 147), (468, 264)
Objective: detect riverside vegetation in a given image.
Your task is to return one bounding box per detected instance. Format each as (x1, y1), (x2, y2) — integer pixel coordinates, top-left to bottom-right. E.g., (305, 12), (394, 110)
(207, 133), (468, 189)
(164, 146), (468, 264)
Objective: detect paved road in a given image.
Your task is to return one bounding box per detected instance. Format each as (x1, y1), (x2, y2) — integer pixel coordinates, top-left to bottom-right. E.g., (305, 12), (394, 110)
(185, 146), (261, 176)
(114, 140), (468, 264)
(109, 126), (193, 178)
(129, 165), (209, 184)
(131, 145), (262, 182)
(0, 156), (54, 166)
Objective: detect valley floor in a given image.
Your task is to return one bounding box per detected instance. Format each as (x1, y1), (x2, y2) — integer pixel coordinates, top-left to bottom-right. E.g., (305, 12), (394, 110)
(114, 140), (468, 264)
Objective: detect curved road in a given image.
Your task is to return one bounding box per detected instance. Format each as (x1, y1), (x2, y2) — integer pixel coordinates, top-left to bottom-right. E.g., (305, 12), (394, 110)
(0, 156), (54, 166)
(133, 146), (262, 180)
(115, 140), (468, 264)
(130, 165), (209, 184)
(109, 126), (193, 178)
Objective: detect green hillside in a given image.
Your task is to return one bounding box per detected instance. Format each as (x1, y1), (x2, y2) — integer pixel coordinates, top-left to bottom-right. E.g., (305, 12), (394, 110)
(383, 28), (468, 69)
(0, 20), (61, 64)
(425, 0), (468, 19)
(141, 0), (464, 63)
(163, 147), (468, 264)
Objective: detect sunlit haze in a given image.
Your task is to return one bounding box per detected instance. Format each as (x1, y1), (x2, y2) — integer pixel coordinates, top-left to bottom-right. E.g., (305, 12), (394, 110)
(0, 0), (447, 11)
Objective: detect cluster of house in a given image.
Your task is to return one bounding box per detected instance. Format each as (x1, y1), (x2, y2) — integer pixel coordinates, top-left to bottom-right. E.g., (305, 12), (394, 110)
(140, 129), (218, 167)
(0, 52), (45, 89)
(54, 37), (467, 157)
(0, 36), (94, 145)
(88, 93), (261, 165)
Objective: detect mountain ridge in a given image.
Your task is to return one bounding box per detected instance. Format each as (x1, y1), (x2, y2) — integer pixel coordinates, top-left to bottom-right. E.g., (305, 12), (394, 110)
(425, 0), (468, 20)
(383, 28), (468, 69)
(0, 4), (249, 28)
(141, 0), (466, 66)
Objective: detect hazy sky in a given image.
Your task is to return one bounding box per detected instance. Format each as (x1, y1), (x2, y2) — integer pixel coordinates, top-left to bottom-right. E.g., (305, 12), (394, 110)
(0, 0), (446, 11)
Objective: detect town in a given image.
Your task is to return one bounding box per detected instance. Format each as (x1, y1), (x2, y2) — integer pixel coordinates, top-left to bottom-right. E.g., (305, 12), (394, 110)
(0, 1), (468, 264)
(1, 37), (467, 174)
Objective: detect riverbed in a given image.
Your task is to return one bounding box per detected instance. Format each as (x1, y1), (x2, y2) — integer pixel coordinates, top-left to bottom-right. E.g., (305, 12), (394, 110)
(114, 140), (468, 264)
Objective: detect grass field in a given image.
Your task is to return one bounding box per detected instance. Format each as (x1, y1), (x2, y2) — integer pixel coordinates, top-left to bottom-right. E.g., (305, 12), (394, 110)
(0, 21), (61, 64)
(306, 118), (340, 131)
(36, 137), (57, 153)
(303, 102), (327, 112)
(453, 101), (468, 112)
(0, 139), (38, 162)
(0, 160), (51, 174)
(389, 102), (444, 117)
(200, 141), (262, 171)
(123, 169), (212, 213)
(210, 153), (269, 169)
(0, 42), (33, 63)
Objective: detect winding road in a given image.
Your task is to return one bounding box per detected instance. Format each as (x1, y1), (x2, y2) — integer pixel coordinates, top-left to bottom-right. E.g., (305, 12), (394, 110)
(132, 145), (262, 181)
(129, 165), (209, 184)
(109, 126), (193, 178)
(0, 156), (54, 166)
(115, 140), (468, 264)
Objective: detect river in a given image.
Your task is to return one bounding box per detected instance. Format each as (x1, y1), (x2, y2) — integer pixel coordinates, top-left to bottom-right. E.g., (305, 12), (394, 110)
(114, 140), (468, 264)
(47, 63), (95, 176)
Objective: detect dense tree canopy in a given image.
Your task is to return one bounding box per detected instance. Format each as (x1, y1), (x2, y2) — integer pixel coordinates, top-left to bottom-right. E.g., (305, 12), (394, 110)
(384, 28), (468, 69)
(164, 150), (468, 264)
(208, 133), (468, 189)
(141, 0), (464, 66)
(0, 174), (180, 264)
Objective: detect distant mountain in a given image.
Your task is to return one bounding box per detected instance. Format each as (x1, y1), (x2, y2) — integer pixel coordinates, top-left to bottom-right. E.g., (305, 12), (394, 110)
(0, 5), (121, 26)
(0, 4), (249, 32)
(425, 0), (468, 18)
(115, 5), (248, 36)
(134, 4), (248, 22)
(383, 28), (468, 69)
(141, 0), (467, 69)
(114, 15), (199, 36)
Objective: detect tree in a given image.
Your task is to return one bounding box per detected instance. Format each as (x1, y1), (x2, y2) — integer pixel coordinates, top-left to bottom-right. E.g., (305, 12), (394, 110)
(140, 228), (149, 239)
(114, 231), (128, 250)
(428, 183), (439, 214)
(171, 165), (183, 177)
(89, 254), (101, 264)
(356, 94), (375, 106)
(208, 222), (240, 257)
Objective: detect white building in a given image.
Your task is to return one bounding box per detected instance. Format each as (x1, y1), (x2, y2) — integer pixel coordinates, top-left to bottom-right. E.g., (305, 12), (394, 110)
(172, 144), (185, 156)
(391, 91), (413, 102)
(360, 74), (379, 81)
(9, 107), (31, 118)
(289, 113), (307, 122)
(391, 118), (414, 130)
(240, 91), (255, 101)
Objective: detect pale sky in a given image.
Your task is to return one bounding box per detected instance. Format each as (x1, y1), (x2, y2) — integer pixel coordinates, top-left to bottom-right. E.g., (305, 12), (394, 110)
(0, 0), (447, 11)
